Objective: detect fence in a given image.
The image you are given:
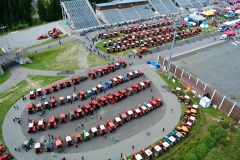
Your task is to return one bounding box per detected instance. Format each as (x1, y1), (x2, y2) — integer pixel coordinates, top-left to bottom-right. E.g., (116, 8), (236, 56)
(159, 56), (240, 123)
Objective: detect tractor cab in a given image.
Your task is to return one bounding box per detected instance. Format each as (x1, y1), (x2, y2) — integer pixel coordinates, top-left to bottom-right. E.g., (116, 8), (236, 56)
(159, 141), (170, 152)
(43, 100), (50, 109)
(29, 90), (36, 99)
(50, 98), (57, 107)
(172, 87), (181, 95)
(59, 81), (65, 89)
(118, 89), (128, 99)
(59, 113), (67, 123)
(82, 130), (91, 141)
(88, 70), (96, 79)
(65, 134), (73, 146)
(27, 121), (37, 133)
(65, 79), (71, 87)
(108, 64), (116, 72)
(185, 109), (197, 117)
(27, 103), (36, 114)
(96, 69), (104, 77)
(55, 136), (63, 152)
(113, 92), (122, 102)
(153, 97), (163, 106)
(91, 87), (98, 95)
(96, 84), (104, 92)
(98, 96), (108, 106)
(106, 94), (115, 104)
(105, 80), (114, 88)
(37, 88), (43, 96)
(110, 77), (119, 85)
(143, 79), (151, 87)
(151, 144), (162, 156)
(48, 116), (58, 128)
(86, 90), (93, 97)
(105, 120), (117, 132)
(170, 131), (183, 141)
(69, 110), (76, 121)
(114, 63), (120, 69)
(102, 67), (109, 75)
(138, 82), (146, 90)
(133, 108), (142, 118)
(75, 108), (85, 118)
(132, 70), (140, 78)
(44, 140), (53, 152)
(164, 135), (176, 146)
(37, 118), (46, 130)
(97, 122), (107, 135)
(59, 96), (65, 105)
(122, 75), (130, 82)
(44, 86), (51, 94)
(34, 141), (42, 154)
(90, 100), (101, 110)
(192, 104), (198, 110)
(176, 126), (189, 137)
(144, 102), (153, 111)
(22, 138), (34, 150)
(139, 105), (148, 114)
(118, 59), (127, 67)
(79, 74), (88, 81)
(73, 93), (78, 101)
(66, 95), (72, 103)
(140, 148), (153, 160)
(83, 104), (93, 115)
(132, 153), (143, 160)
(116, 75), (124, 83)
(113, 116), (123, 127)
(79, 90), (87, 100)
(52, 83), (58, 92)
(119, 113), (128, 122)
(126, 87), (134, 96)
(36, 102), (43, 112)
(179, 95), (191, 104)
(131, 84), (141, 93)
(148, 100), (158, 109)
(72, 76), (80, 85)
(89, 126), (98, 137)
(127, 72), (134, 79)
(126, 110), (134, 119)
(75, 131), (83, 143)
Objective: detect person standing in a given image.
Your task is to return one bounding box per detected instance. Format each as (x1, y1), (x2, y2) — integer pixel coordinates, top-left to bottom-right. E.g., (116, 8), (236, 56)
(104, 134), (107, 139)
(162, 128), (165, 132)
(52, 152), (56, 157)
(48, 134), (51, 138)
(121, 153), (123, 158)
(75, 143), (78, 148)
(52, 135), (54, 139)
(82, 124), (84, 128)
(13, 106), (16, 110)
(115, 138), (118, 142)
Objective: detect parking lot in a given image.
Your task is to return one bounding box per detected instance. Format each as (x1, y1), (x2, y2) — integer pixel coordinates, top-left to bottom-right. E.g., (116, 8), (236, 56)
(20, 68), (165, 153)
(174, 41), (240, 104)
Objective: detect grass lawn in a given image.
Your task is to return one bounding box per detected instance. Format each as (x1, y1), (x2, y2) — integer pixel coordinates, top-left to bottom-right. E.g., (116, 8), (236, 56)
(24, 35), (68, 50)
(87, 52), (114, 68)
(126, 72), (240, 160)
(22, 41), (80, 70)
(0, 75), (66, 153)
(0, 69), (11, 85)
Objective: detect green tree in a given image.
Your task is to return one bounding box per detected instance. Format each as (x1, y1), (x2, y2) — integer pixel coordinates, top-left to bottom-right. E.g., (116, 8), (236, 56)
(37, 0), (48, 21)
(184, 152), (198, 160)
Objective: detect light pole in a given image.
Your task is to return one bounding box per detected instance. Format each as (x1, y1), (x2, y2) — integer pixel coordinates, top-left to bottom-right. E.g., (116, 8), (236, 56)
(166, 19), (180, 77)
(0, 26), (10, 51)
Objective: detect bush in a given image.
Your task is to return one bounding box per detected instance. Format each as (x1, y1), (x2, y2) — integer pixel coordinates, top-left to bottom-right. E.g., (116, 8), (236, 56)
(195, 143), (208, 159)
(219, 120), (229, 129)
(207, 124), (218, 135)
(213, 127), (227, 141)
(184, 152), (198, 160)
(204, 134), (216, 149)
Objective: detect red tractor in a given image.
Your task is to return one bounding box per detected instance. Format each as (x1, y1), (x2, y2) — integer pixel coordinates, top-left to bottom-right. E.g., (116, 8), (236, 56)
(89, 126), (98, 138)
(105, 120), (117, 132)
(108, 64), (116, 72)
(113, 92), (122, 102)
(119, 113), (128, 123)
(153, 97), (163, 106)
(72, 76), (80, 85)
(126, 87), (134, 96)
(83, 104), (93, 115)
(65, 134), (73, 147)
(36, 102), (43, 112)
(97, 122), (107, 135)
(138, 82), (146, 90)
(106, 94), (115, 104)
(88, 70), (97, 79)
(139, 105), (149, 114)
(75, 131), (83, 143)
(140, 148), (153, 160)
(126, 110), (135, 119)
(65, 79), (71, 87)
(131, 84), (141, 93)
(98, 96), (108, 106)
(37, 118), (46, 131)
(113, 116), (123, 127)
(59, 96), (65, 105)
(102, 67), (109, 75)
(36, 88), (43, 96)
(118, 59), (127, 67)
(136, 70), (144, 76)
(79, 90), (87, 101)
(132, 108), (142, 118)
(55, 136), (63, 152)
(116, 75), (124, 83)
(110, 77), (119, 86)
(69, 110), (77, 121)
(27, 103), (36, 114)
(29, 90), (36, 99)
(75, 108), (85, 118)
(148, 100), (158, 109)
(52, 83), (58, 92)
(96, 84), (104, 92)
(34, 141), (43, 154)
(27, 119), (37, 133)
(59, 81), (65, 89)
(171, 87), (181, 95)
(90, 100), (101, 110)
(44, 86), (51, 94)
(150, 144), (163, 157)
(159, 141), (170, 152)
(96, 69), (104, 77)
(59, 113), (67, 123)
(48, 116), (58, 128)
(179, 95), (191, 104)
(50, 98), (57, 107)
(118, 89), (128, 99)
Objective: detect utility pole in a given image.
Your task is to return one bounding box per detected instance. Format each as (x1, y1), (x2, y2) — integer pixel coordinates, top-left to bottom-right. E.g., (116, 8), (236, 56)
(0, 26), (10, 51)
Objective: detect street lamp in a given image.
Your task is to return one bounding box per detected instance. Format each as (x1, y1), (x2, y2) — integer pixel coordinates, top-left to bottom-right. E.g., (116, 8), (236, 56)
(0, 26), (10, 51)
(166, 19), (180, 78)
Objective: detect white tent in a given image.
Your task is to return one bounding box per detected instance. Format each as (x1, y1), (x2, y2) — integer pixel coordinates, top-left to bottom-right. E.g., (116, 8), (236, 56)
(199, 96), (211, 108)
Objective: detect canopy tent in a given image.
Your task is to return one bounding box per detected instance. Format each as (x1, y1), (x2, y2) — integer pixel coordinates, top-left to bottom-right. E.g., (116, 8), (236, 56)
(184, 16), (190, 22)
(189, 14), (206, 21)
(202, 10), (215, 16)
(200, 22), (209, 28)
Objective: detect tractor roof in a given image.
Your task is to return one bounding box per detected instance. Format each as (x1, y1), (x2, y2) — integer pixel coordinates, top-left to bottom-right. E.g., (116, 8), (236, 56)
(84, 104), (90, 108)
(169, 136), (176, 143)
(52, 83), (57, 87)
(118, 75), (123, 79)
(66, 95), (71, 99)
(34, 142), (41, 149)
(84, 132), (90, 137)
(38, 121), (43, 125)
(184, 95), (190, 99)
(140, 82), (145, 86)
(145, 149), (153, 156)
(44, 101), (49, 105)
(30, 91), (34, 94)
(100, 125), (105, 130)
(28, 123), (34, 128)
(135, 154), (143, 160)
(135, 108), (141, 113)
(28, 103), (33, 108)
(37, 88), (42, 91)
(76, 108), (82, 112)
(59, 96), (64, 100)
(120, 113), (127, 118)
(141, 106), (147, 110)
(65, 136), (72, 142)
(56, 140), (62, 146)
(99, 97), (106, 100)
(154, 145), (162, 152)
(91, 127), (97, 133)
(97, 84), (102, 88)
(192, 104), (198, 109)
(75, 132), (81, 138)
(80, 91), (85, 95)
(59, 81), (64, 84)
(50, 99), (56, 102)
(92, 87), (97, 91)
(115, 117), (121, 122)
(190, 116), (196, 121)
(128, 72), (133, 75)
(163, 142), (170, 148)
(60, 113), (66, 118)
(65, 79), (70, 82)
(127, 110), (133, 115)
(112, 78), (117, 81)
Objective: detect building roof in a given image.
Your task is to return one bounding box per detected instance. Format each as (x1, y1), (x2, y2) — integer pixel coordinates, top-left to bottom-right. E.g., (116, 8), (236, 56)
(96, 0), (147, 7)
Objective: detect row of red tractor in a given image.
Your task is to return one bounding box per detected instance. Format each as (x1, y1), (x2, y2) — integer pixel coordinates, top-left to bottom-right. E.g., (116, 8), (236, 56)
(29, 97), (163, 154)
(27, 80), (151, 133)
